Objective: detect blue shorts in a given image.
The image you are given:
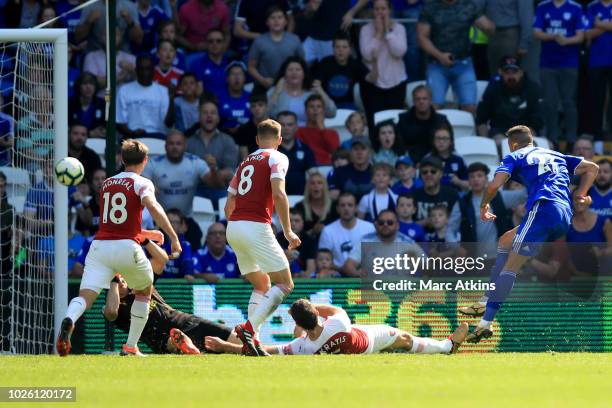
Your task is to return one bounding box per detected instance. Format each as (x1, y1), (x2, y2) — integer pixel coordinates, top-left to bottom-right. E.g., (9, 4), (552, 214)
(512, 200), (572, 256)
(426, 58), (477, 106)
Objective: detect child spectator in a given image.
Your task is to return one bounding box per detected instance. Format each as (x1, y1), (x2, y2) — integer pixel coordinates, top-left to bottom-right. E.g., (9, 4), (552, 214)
(154, 40), (184, 89)
(160, 209), (194, 280)
(340, 112), (368, 150)
(312, 248), (342, 278)
(425, 204), (460, 243)
(391, 155), (422, 195)
(423, 124), (469, 191)
(174, 73), (200, 133)
(151, 20), (187, 71)
(372, 120), (405, 166)
(358, 163), (397, 221)
(68, 72), (106, 138)
(276, 209), (317, 277)
(248, 6), (304, 91)
(218, 61), (251, 135)
(396, 194), (426, 242)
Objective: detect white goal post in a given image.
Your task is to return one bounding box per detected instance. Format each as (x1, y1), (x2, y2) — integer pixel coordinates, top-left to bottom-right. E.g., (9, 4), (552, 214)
(0, 29), (68, 353)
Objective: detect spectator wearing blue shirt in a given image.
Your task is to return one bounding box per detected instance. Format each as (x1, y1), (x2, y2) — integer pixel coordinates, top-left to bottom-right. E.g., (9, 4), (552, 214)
(160, 209), (195, 280)
(328, 136), (373, 201)
(194, 223), (239, 282)
(422, 123), (469, 192)
(135, 0), (170, 55)
(589, 158), (611, 220)
(391, 155), (423, 196)
(68, 72), (106, 138)
(190, 29), (230, 97)
(24, 157), (55, 239)
(150, 20), (187, 71)
(533, 0), (586, 144)
(277, 110), (317, 195)
(218, 61), (251, 135)
(586, 0), (612, 136)
(396, 194), (426, 242)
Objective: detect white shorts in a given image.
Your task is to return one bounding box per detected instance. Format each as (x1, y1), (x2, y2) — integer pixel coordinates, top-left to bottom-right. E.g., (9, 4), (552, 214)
(354, 325), (401, 354)
(226, 220), (289, 274)
(81, 239), (153, 293)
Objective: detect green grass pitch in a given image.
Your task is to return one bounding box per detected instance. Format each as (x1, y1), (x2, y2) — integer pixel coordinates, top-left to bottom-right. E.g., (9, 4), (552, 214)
(1, 353), (611, 408)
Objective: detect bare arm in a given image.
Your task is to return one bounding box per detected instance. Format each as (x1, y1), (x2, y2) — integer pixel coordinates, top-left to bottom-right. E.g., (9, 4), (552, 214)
(224, 193), (236, 219)
(272, 178), (291, 235)
(144, 239), (169, 275)
(313, 304), (344, 318)
(533, 29), (558, 42)
(480, 172), (510, 221)
(234, 19), (260, 40)
(417, 22), (449, 65)
(142, 195), (181, 257)
(573, 160), (599, 198)
(341, 258), (363, 277)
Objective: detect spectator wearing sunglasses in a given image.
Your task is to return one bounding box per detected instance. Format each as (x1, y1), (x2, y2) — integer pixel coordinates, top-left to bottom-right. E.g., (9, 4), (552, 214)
(412, 156), (459, 229)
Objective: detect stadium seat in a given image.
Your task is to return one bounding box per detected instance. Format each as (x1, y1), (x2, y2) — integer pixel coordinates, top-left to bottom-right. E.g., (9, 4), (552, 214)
(86, 138), (106, 156)
(217, 197), (227, 220)
(373, 109), (403, 125)
(353, 83), (364, 112)
(437, 109), (476, 138)
(192, 196), (217, 235)
(0, 166), (30, 198)
(501, 140), (511, 158)
(454, 136), (500, 178)
(533, 136), (551, 149)
(138, 137), (165, 156)
(324, 109), (355, 143)
(314, 166), (333, 178)
(476, 80), (489, 102)
(287, 195), (304, 208)
(8, 195), (25, 214)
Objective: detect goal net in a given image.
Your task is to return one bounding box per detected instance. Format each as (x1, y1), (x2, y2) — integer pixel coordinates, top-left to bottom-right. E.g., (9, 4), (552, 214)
(0, 29), (68, 354)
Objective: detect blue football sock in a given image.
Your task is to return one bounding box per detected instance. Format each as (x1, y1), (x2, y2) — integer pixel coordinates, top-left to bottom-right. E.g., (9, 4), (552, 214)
(483, 270), (517, 322)
(485, 249), (509, 298)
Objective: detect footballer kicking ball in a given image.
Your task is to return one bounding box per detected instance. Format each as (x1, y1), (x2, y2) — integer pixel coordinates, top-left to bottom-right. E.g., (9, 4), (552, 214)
(55, 157), (85, 186)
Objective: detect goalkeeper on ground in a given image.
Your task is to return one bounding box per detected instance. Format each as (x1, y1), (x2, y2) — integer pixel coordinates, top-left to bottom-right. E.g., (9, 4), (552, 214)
(101, 232), (242, 354)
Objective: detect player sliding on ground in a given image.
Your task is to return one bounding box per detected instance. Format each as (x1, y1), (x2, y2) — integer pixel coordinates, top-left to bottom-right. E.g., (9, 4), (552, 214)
(225, 119), (301, 356)
(103, 235), (242, 355)
(57, 139), (183, 356)
(205, 299), (469, 355)
(461, 125), (599, 343)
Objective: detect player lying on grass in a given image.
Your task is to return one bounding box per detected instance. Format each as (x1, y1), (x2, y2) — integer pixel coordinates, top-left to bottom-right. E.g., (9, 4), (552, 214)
(101, 232), (242, 354)
(205, 299), (469, 355)
(458, 125), (599, 343)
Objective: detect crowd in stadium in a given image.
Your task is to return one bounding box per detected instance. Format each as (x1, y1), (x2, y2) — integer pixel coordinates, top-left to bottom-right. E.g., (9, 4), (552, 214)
(0, 0), (611, 281)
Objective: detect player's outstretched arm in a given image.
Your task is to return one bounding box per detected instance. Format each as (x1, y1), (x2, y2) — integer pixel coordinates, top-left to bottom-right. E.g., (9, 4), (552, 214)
(479, 172), (510, 221)
(271, 178), (301, 250)
(313, 304), (344, 318)
(103, 277), (121, 322)
(144, 240), (169, 275)
(573, 160), (599, 199)
(142, 196), (182, 258)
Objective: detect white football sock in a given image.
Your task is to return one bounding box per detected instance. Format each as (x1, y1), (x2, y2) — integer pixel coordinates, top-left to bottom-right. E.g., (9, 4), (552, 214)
(248, 290), (265, 321)
(66, 297), (87, 323)
(249, 285), (291, 333)
(126, 297), (150, 348)
(478, 319), (493, 329)
(409, 336), (452, 354)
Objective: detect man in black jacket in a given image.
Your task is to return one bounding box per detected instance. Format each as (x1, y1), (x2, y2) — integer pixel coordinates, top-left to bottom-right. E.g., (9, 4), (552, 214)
(397, 85), (450, 163)
(476, 56), (543, 145)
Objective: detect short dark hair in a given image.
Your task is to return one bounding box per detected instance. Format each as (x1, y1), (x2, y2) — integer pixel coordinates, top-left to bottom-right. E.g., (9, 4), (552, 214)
(265, 5), (285, 20)
(157, 38), (176, 50)
(428, 203), (449, 216)
(257, 119), (282, 139)
(157, 20), (176, 34)
(372, 162), (393, 177)
(289, 299), (318, 330)
(412, 84), (432, 98)
(316, 248), (333, 258)
(277, 110), (297, 121)
(166, 208), (187, 224)
(376, 209), (397, 221)
(397, 194), (416, 206)
(332, 148), (350, 162)
(332, 30), (351, 46)
(136, 54), (153, 68)
(337, 191), (356, 204)
(506, 125), (534, 148)
(179, 72), (197, 84)
(74, 72), (98, 98)
(249, 92), (268, 105)
(467, 162), (490, 175)
(597, 158), (611, 168)
(121, 139), (149, 166)
(206, 28), (225, 39)
(199, 96), (219, 110)
(305, 93), (324, 109)
(289, 207), (304, 218)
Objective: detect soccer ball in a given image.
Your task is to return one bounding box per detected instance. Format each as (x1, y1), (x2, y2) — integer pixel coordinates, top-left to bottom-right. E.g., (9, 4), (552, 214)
(55, 157), (85, 186)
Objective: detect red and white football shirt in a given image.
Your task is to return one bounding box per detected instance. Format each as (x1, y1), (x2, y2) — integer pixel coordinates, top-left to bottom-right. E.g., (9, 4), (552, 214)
(154, 66), (184, 89)
(95, 172), (155, 243)
(279, 311), (369, 355)
(227, 148), (289, 224)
